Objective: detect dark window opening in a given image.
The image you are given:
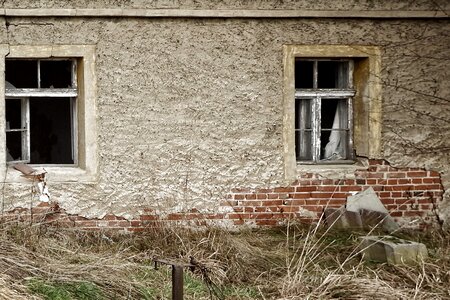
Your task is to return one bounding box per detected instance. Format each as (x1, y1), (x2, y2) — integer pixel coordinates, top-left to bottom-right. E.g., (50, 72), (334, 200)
(318, 61), (349, 89)
(5, 60), (38, 88)
(295, 60), (314, 88)
(30, 98), (73, 164)
(40, 60), (73, 88)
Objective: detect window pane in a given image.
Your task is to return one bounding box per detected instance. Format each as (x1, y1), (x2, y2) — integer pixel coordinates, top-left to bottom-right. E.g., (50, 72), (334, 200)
(6, 132), (23, 161)
(295, 99), (313, 160)
(6, 99), (22, 130)
(296, 130), (313, 161)
(318, 61), (349, 88)
(5, 60), (38, 88)
(40, 60), (74, 88)
(295, 60), (314, 88)
(321, 98), (349, 160)
(30, 97), (74, 164)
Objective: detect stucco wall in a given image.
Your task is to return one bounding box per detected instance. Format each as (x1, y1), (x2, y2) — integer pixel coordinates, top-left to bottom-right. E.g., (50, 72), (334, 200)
(0, 6), (449, 225)
(1, 0), (449, 10)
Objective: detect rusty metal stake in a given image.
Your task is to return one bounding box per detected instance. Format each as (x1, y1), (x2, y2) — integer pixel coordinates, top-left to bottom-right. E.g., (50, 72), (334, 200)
(154, 259), (194, 300)
(172, 265), (184, 300)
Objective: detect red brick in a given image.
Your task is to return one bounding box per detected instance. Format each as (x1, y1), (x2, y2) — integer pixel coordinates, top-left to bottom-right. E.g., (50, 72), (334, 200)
(228, 213), (250, 219)
(256, 219), (278, 226)
(140, 215), (158, 221)
(368, 173), (384, 179)
(317, 186), (338, 192)
(321, 179), (338, 185)
(395, 199), (412, 205)
(273, 187), (295, 193)
(251, 213), (274, 219)
(378, 192), (391, 198)
(241, 200), (262, 207)
(245, 194), (257, 200)
(130, 220), (142, 227)
(419, 184), (442, 190)
(340, 186), (363, 192)
(279, 206), (300, 212)
(283, 199), (305, 206)
(234, 194), (245, 200)
(261, 200), (283, 206)
(420, 204), (432, 210)
(387, 172), (406, 178)
(366, 179), (377, 185)
(331, 192), (348, 199)
(302, 205), (324, 212)
(403, 211), (423, 217)
(206, 214), (225, 219)
(292, 193), (311, 199)
(370, 185), (383, 191)
(380, 199), (395, 205)
(167, 214), (184, 220)
(428, 170), (440, 177)
(233, 220), (245, 225)
(310, 192), (334, 198)
(390, 211), (403, 217)
(108, 220), (131, 227)
(296, 186), (317, 192)
(407, 171), (427, 177)
(256, 188), (273, 193)
(126, 227), (146, 232)
(316, 199), (345, 206)
(256, 194), (268, 199)
(75, 220), (97, 227)
(411, 178), (423, 184)
(369, 159), (385, 165)
(267, 193), (279, 199)
(423, 178), (440, 184)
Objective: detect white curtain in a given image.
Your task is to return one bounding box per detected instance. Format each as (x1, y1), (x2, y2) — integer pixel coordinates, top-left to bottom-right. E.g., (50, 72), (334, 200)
(324, 105), (344, 160)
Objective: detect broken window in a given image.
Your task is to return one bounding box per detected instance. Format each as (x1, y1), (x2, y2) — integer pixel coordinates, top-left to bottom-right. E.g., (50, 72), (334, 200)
(295, 59), (355, 163)
(5, 59), (77, 165)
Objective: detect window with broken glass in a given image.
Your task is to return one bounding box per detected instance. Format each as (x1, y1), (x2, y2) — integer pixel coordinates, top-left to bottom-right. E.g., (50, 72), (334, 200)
(295, 59), (355, 163)
(5, 59), (77, 165)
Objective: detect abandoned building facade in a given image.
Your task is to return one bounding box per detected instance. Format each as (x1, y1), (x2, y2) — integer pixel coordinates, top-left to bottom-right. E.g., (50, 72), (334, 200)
(0, 0), (449, 231)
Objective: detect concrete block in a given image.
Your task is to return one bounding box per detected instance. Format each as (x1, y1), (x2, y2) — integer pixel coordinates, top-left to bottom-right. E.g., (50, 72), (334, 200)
(324, 207), (362, 229)
(347, 187), (387, 214)
(359, 209), (400, 233)
(359, 235), (428, 265)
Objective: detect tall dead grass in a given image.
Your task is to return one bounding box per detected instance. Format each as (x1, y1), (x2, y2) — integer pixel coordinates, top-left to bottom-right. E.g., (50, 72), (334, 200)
(0, 220), (449, 299)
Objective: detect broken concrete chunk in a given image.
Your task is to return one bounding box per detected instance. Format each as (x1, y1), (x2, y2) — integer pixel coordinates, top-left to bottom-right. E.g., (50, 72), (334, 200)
(347, 188), (400, 233)
(359, 235), (428, 265)
(359, 209), (399, 232)
(324, 207), (362, 229)
(347, 187), (387, 214)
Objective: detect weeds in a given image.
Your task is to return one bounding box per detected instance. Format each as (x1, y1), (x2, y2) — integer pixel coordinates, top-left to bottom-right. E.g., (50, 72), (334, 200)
(0, 221), (449, 299)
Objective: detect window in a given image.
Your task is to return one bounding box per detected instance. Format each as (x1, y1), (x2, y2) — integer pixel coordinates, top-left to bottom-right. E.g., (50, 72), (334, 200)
(0, 45), (98, 182)
(5, 59), (78, 165)
(295, 59), (355, 163)
(283, 45), (382, 180)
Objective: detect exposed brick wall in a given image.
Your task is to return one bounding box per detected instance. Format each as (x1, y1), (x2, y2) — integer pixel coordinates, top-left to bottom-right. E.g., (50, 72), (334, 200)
(0, 160), (444, 231)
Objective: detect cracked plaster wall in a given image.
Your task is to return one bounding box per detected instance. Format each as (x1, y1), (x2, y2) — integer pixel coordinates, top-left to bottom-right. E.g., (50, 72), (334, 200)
(0, 11), (449, 224)
(1, 0), (449, 10)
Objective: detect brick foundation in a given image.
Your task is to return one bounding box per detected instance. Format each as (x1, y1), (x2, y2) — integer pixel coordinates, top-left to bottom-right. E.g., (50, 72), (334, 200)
(0, 160), (444, 231)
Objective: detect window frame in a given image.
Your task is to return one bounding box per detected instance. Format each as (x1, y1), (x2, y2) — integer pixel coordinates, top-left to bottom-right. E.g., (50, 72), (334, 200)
(5, 58), (79, 166)
(283, 45), (382, 181)
(0, 45), (98, 183)
(295, 58), (355, 164)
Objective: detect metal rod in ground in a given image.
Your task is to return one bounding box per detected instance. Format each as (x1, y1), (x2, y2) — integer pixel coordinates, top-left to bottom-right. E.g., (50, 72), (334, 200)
(172, 265), (184, 300)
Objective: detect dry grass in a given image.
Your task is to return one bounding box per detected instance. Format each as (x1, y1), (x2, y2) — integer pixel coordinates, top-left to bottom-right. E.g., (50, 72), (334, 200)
(0, 220), (449, 299)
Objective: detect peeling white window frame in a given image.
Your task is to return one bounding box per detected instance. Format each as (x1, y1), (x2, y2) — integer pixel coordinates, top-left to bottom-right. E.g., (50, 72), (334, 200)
(0, 45), (98, 183)
(6, 58), (79, 166)
(295, 59), (356, 164)
(283, 45), (382, 181)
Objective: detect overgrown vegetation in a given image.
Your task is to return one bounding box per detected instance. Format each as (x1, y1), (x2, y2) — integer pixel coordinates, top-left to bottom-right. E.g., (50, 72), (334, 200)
(0, 220), (449, 299)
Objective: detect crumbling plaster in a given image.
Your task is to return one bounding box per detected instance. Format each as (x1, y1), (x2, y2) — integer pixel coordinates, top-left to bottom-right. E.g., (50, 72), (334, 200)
(0, 12), (449, 224)
(1, 0), (449, 11)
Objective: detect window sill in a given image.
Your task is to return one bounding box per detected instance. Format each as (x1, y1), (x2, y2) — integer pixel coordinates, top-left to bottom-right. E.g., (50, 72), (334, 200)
(4, 165), (97, 183)
(296, 158), (369, 178)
